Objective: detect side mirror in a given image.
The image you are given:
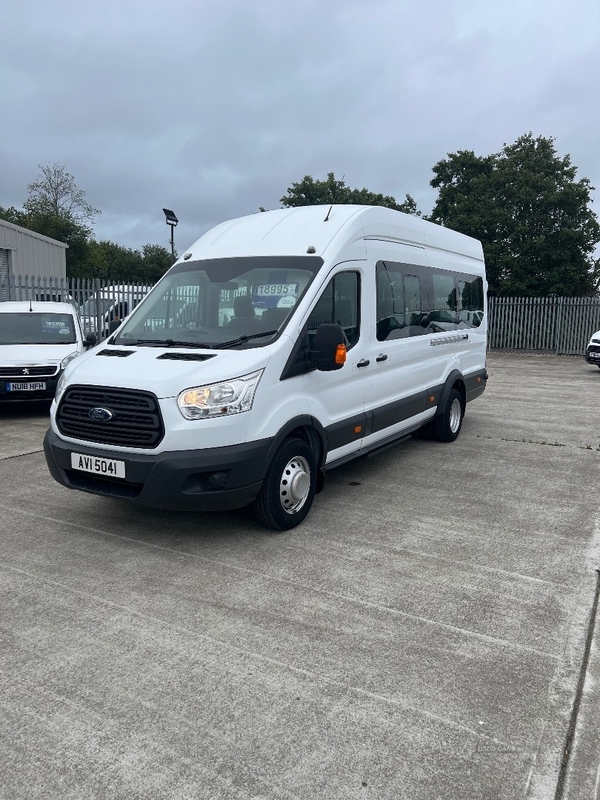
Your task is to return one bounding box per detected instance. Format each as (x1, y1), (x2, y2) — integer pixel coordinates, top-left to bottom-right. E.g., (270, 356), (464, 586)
(108, 319), (121, 334)
(310, 323), (347, 371)
(85, 332), (97, 348)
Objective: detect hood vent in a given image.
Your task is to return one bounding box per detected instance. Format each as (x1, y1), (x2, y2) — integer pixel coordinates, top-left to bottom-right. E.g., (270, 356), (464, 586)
(97, 349), (135, 357)
(156, 352), (217, 361)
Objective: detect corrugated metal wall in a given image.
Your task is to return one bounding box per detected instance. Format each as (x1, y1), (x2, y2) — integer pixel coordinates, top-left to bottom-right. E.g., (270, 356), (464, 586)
(488, 297), (600, 354)
(0, 220), (67, 279)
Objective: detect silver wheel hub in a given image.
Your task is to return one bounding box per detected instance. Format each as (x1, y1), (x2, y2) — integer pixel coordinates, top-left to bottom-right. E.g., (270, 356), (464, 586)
(449, 397), (462, 433)
(279, 456), (311, 514)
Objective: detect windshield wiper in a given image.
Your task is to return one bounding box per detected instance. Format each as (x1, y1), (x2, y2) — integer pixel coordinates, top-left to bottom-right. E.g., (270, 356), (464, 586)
(120, 338), (214, 349)
(215, 330), (278, 350)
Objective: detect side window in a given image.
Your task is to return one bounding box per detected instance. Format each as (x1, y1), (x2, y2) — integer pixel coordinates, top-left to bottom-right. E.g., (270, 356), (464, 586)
(376, 261), (428, 340)
(306, 271), (360, 348)
(377, 263), (406, 341)
(404, 275), (424, 335)
(458, 276), (484, 327)
(430, 273), (459, 330)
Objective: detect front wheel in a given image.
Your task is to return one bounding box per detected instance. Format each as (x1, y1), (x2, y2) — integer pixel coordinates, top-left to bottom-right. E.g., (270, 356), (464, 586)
(253, 438), (317, 531)
(432, 388), (464, 442)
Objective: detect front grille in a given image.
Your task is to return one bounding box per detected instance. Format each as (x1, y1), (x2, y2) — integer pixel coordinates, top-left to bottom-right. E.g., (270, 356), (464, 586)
(0, 365), (58, 377)
(57, 385), (164, 448)
(588, 344), (600, 353)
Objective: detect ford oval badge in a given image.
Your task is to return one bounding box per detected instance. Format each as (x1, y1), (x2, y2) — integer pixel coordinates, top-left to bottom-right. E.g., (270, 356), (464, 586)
(89, 407), (113, 422)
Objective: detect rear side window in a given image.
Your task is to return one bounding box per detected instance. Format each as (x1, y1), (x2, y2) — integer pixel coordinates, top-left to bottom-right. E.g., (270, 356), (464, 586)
(376, 262), (423, 340)
(306, 271), (360, 348)
(377, 260), (484, 337)
(458, 277), (484, 327)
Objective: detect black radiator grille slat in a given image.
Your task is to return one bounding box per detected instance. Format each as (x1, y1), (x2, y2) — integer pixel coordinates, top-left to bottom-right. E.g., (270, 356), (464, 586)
(0, 365), (58, 377)
(57, 385), (164, 448)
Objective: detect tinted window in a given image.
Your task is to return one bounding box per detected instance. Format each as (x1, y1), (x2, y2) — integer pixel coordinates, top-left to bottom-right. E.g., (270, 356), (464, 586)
(307, 271), (360, 348)
(377, 262), (425, 340)
(0, 313), (76, 344)
(376, 261), (484, 338)
(458, 276), (484, 327)
(430, 273), (459, 331)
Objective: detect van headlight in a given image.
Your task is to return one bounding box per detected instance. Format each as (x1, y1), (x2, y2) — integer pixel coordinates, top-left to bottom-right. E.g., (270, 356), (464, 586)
(177, 370), (263, 420)
(55, 370), (68, 400)
(60, 351), (80, 370)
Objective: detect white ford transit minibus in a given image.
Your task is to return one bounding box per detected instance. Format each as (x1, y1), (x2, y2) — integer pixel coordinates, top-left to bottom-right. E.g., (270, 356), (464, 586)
(44, 205), (488, 530)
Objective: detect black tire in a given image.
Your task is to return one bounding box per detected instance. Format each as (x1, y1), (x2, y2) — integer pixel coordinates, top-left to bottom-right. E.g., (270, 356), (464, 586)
(253, 438), (317, 531)
(432, 388), (464, 443)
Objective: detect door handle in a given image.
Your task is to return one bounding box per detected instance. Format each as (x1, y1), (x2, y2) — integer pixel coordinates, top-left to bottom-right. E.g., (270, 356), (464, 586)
(356, 359), (370, 368)
(376, 353), (388, 362)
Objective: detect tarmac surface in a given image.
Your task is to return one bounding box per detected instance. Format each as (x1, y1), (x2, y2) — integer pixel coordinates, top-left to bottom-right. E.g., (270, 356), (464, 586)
(1, 352), (599, 800)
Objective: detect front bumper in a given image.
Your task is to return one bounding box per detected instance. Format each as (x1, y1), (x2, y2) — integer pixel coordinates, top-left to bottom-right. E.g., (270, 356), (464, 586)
(584, 347), (600, 364)
(43, 427), (273, 512)
(0, 372), (61, 401)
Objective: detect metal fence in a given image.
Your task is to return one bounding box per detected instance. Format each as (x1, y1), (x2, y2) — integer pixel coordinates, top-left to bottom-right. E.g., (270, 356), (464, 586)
(1, 274), (599, 353)
(488, 297), (600, 355)
(0, 274), (154, 338)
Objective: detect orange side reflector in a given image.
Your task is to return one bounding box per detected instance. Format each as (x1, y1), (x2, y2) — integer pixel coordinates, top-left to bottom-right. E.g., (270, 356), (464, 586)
(354, 425), (362, 434)
(428, 395), (435, 402)
(335, 344), (347, 365)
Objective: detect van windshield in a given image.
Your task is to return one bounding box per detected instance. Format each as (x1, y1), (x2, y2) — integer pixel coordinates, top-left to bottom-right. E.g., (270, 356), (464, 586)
(0, 313), (77, 345)
(113, 256), (323, 348)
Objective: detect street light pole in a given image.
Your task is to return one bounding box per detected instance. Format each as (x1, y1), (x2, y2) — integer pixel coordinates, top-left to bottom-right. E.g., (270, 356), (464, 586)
(162, 208), (179, 264)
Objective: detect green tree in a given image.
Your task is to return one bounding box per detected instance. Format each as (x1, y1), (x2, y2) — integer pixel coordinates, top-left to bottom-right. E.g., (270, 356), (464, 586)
(140, 244), (173, 282)
(0, 205), (28, 226)
(87, 240), (144, 282)
(430, 134), (600, 296)
(24, 162), (99, 230)
(280, 172), (422, 215)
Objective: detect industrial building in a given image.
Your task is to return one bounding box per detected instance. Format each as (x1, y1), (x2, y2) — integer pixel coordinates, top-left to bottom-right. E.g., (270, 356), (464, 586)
(0, 218), (67, 300)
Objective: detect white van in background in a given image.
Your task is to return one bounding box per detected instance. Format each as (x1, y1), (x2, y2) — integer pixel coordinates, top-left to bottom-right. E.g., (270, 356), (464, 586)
(44, 205), (488, 530)
(79, 284), (151, 338)
(0, 301), (94, 402)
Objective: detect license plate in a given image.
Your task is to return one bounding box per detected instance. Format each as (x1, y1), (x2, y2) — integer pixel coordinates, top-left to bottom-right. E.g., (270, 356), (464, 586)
(7, 381), (46, 391)
(71, 452), (126, 479)
(590, 352), (600, 358)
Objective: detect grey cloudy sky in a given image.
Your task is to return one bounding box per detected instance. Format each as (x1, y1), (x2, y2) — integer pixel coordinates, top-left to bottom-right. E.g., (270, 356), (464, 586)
(2, 0), (599, 255)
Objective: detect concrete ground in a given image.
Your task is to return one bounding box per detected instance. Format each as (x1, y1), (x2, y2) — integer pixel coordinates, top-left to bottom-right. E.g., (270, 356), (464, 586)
(0, 353), (599, 800)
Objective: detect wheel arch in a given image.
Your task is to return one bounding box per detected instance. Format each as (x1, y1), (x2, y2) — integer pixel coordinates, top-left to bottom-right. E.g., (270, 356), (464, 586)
(434, 369), (466, 417)
(259, 415), (327, 477)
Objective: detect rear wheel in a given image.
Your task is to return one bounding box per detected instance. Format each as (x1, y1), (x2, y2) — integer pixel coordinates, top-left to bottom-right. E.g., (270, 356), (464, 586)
(253, 438), (317, 531)
(432, 388), (464, 442)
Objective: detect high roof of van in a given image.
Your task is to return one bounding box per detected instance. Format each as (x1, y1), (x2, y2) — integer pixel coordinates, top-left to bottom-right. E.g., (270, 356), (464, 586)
(181, 205), (484, 263)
